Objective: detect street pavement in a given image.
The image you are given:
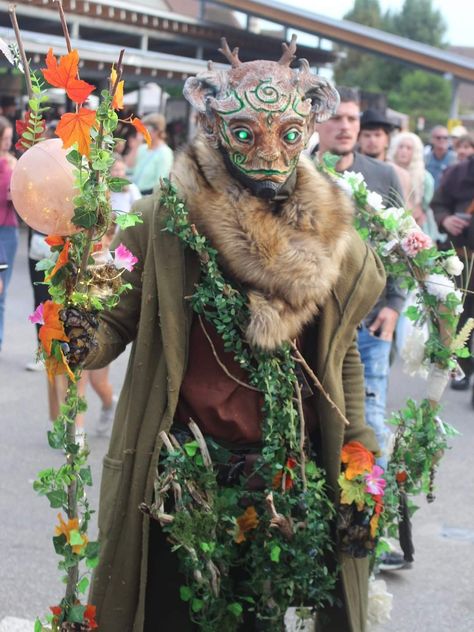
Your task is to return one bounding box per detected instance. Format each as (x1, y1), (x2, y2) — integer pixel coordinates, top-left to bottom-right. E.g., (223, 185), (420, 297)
(0, 228), (473, 631)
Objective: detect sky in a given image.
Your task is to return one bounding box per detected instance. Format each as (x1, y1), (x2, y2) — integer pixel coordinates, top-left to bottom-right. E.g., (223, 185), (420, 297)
(281, 0), (473, 47)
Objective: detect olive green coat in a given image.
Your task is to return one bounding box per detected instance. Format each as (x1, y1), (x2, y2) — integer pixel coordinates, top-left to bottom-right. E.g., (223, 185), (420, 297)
(87, 196), (385, 632)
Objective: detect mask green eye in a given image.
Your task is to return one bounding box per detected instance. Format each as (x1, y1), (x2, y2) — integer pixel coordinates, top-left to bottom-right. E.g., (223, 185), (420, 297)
(233, 128), (253, 143)
(284, 129), (300, 143)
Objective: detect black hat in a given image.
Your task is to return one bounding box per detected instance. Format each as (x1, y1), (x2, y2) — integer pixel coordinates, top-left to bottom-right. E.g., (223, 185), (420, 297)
(360, 109), (394, 132)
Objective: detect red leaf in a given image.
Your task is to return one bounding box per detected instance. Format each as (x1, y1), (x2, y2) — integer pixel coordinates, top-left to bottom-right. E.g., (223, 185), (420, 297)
(66, 78), (95, 105)
(42, 48), (95, 104)
(55, 108), (97, 156)
(15, 111), (45, 151)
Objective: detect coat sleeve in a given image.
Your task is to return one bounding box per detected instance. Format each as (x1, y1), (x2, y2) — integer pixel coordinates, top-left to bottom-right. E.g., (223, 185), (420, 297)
(341, 334), (380, 454)
(85, 201), (152, 369)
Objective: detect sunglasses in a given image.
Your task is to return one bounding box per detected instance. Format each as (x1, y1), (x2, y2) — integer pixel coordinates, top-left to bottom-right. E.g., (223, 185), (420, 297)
(434, 135), (448, 140)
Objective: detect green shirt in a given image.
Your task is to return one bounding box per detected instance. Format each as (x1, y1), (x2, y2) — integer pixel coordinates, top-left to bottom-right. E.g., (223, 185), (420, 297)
(132, 143), (173, 193)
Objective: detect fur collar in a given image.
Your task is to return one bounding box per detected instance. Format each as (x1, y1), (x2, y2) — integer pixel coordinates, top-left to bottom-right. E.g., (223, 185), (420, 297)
(171, 135), (354, 350)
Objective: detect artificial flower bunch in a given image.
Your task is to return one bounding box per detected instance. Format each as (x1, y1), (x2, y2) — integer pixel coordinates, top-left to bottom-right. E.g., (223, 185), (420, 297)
(337, 441), (385, 557)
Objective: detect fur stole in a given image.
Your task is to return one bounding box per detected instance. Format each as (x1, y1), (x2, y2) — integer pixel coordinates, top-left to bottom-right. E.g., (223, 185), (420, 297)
(171, 135), (354, 350)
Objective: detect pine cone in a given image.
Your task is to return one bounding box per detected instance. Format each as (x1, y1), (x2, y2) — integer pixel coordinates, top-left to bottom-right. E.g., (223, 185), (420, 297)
(60, 307), (99, 368)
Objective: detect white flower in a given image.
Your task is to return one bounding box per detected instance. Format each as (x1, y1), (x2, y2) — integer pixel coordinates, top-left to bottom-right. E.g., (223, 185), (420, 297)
(367, 191), (384, 211)
(425, 273), (456, 301)
(401, 328), (428, 377)
(443, 255), (464, 277)
(399, 214), (419, 234)
(343, 170), (365, 187)
(379, 206), (405, 222)
(334, 177), (354, 197)
(367, 577), (392, 628)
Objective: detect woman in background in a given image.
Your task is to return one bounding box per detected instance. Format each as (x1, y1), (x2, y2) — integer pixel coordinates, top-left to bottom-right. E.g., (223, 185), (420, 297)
(0, 115), (17, 352)
(132, 113), (173, 195)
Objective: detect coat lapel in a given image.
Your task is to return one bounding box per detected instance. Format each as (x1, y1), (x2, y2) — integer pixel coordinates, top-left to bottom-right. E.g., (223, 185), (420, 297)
(153, 207), (200, 416)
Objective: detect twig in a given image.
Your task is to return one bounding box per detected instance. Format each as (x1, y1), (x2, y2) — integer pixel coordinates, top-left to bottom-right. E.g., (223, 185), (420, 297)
(294, 382), (307, 491)
(290, 341), (350, 426)
(8, 5), (33, 98)
(265, 492), (293, 540)
(198, 314), (260, 393)
(159, 431), (176, 453)
(55, 0), (73, 53)
(188, 418), (213, 470)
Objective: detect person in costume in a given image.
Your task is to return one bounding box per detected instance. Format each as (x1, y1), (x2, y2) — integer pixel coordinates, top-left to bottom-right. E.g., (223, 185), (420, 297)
(84, 39), (385, 631)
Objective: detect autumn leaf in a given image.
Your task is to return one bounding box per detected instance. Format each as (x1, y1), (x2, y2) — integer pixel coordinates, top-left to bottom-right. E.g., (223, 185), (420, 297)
(42, 48), (94, 104)
(55, 513), (88, 554)
(84, 604), (98, 630)
(369, 513), (380, 539)
(110, 67), (124, 110)
(45, 235), (65, 247)
(39, 300), (69, 356)
(15, 111), (45, 151)
(45, 346), (75, 383)
(45, 240), (70, 281)
(273, 457), (297, 491)
(338, 473), (367, 511)
(235, 505), (259, 543)
(130, 116), (151, 147)
(341, 441), (375, 480)
(56, 108), (97, 156)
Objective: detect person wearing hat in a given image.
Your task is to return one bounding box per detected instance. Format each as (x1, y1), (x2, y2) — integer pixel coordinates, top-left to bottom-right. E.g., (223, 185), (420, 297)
(358, 108), (412, 208)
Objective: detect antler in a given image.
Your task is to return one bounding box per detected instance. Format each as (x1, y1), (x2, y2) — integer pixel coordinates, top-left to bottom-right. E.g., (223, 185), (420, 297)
(278, 33), (297, 66)
(218, 37), (242, 68)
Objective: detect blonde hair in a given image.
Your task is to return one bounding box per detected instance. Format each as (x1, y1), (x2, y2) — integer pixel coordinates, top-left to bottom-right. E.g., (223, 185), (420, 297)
(388, 132), (425, 206)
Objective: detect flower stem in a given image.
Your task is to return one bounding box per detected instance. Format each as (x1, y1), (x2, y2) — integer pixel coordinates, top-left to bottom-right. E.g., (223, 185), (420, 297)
(8, 5), (33, 98)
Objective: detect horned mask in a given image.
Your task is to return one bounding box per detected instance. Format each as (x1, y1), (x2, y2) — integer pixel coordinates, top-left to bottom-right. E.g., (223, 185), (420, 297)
(183, 36), (339, 199)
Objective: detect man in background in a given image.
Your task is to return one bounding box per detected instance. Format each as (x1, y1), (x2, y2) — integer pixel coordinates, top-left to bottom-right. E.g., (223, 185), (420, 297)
(425, 125), (456, 188)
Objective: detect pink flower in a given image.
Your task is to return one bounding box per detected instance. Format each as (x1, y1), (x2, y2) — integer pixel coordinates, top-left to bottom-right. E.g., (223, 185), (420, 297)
(401, 230), (432, 257)
(113, 243), (138, 272)
(28, 303), (45, 325)
(364, 465), (386, 496)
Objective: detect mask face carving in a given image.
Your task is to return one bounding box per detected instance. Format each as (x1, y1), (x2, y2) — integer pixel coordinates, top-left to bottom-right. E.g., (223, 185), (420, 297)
(184, 37), (339, 198)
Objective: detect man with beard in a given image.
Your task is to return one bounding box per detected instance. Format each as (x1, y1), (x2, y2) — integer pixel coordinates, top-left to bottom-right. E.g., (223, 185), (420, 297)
(82, 46), (385, 631)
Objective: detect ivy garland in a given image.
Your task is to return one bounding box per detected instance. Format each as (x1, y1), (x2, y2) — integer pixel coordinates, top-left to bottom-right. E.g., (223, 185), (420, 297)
(144, 181), (338, 630)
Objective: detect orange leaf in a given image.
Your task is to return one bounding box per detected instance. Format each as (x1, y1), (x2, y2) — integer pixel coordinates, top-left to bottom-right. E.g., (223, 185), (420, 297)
(66, 78), (95, 105)
(110, 67), (124, 110)
(43, 48), (79, 90)
(341, 441), (375, 480)
(56, 108), (97, 156)
(131, 117), (151, 147)
(42, 49), (94, 104)
(45, 347), (75, 383)
(235, 505), (259, 543)
(84, 605), (98, 630)
(45, 240), (70, 281)
(45, 235), (65, 247)
(39, 301), (69, 356)
(369, 513), (380, 539)
(55, 513), (88, 553)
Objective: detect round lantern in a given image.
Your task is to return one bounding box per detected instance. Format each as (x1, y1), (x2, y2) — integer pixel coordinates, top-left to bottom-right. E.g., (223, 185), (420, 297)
(11, 138), (80, 236)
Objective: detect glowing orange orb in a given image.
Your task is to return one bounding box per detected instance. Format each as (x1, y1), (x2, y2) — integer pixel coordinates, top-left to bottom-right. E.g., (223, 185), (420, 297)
(11, 139), (80, 236)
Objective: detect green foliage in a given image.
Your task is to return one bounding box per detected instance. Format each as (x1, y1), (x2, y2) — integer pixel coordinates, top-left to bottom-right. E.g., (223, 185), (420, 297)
(334, 0), (451, 128)
(157, 181), (336, 630)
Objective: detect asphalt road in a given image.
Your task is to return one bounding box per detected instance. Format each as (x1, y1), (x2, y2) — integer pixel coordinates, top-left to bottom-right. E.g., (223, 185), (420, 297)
(0, 228), (473, 631)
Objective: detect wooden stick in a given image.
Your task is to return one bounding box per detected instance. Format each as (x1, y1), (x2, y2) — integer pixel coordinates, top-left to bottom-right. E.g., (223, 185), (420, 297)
(290, 341), (350, 426)
(198, 314), (260, 392)
(8, 5), (33, 98)
(188, 418), (213, 470)
(54, 0), (73, 53)
(294, 382), (307, 491)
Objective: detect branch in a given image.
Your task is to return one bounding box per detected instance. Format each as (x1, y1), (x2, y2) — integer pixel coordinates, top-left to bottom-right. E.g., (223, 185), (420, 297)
(8, 5), (33, 99)
(294, 382), (307, 491)
(290, 342), (350, 426)
(54, 0), (73, 53)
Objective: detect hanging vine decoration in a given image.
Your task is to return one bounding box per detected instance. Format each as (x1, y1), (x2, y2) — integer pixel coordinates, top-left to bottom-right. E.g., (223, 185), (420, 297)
(5, 5), (146, 631)
(318, 155), (471, 550)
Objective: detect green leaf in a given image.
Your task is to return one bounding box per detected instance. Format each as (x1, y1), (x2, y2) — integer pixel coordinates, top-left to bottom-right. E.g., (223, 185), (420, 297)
(69, 529), (84, 546)
(46, 489), (67, 509)
(79, 466), (93, 486)
(53, 534), (66, 555)
(270, 544), (281, 563)
(108, 177), (130, 192)
(85, 540), (100, 558)
(405, 305), (421, 321)
(179, 585), (192, 602)
(191, 598), (203, 613)
(68, 604), (85, 624)
(227, 602), (243, 617)
(115, 212), (143, 229)
(73, 206), (97, 229)
(86, 555), (99, 569)
(77, 576), (89, 594)
(34, 618), (43, 632)
(183, 440), (199, 457)
(66, 149), (83, 168)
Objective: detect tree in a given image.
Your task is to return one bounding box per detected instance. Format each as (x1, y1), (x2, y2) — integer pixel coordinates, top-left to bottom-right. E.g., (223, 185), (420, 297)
(333, 0), (451, 129)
